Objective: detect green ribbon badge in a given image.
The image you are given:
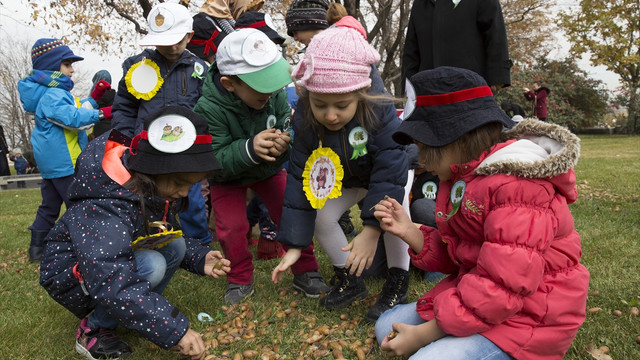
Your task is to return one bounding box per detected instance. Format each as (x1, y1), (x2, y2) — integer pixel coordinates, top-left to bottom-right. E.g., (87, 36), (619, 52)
(349, 126), (369, 160)
(192, 63), (204, 79)
(446, 180), (466, 220)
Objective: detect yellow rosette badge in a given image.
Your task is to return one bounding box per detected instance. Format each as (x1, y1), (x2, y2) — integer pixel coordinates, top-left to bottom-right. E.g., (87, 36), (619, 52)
(125, 58), (164, 100)
(303, 146), (344, 209)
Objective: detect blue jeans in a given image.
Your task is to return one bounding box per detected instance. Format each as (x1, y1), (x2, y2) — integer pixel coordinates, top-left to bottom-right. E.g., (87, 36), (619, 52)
(87, 237), (186, 330)
(375, 303), (512, 360)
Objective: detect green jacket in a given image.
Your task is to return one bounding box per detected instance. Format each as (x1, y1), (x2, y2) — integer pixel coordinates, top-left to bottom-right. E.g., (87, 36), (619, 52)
(193, 65), (291, 185)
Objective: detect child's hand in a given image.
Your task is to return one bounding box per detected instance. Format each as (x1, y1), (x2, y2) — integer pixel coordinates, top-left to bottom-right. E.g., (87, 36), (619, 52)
(203, 251), (230, 278)
(269, 130), (290, 157)
(176, 328), (206, 360)
(272, 248), (302, 283)
(254, 129), (281, 162)
(343, 225), (381, 276)
(380, 321), (446, 358)
(90, 80), (111, 102)
(374, 197), (412, 239)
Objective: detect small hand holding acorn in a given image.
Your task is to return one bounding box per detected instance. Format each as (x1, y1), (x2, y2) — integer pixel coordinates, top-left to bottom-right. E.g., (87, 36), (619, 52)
(204, 250), (230, 278)
(268, 130), (290, 157)
(254, 129), (289, 162)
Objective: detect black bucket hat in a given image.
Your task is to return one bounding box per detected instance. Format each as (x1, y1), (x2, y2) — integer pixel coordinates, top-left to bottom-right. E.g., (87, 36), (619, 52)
(187, 12), (229, 60)
(128, 106), (220, 175)
(394, 66), (515, 147)
(236, 11), (286, 45)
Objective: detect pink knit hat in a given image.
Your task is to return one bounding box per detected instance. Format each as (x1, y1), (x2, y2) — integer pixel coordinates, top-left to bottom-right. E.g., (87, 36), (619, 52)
(292, 27), (380, 94)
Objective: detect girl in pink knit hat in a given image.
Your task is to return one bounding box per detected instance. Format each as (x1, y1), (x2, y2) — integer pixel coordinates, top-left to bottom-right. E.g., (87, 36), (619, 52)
(271, 26), (413, 322)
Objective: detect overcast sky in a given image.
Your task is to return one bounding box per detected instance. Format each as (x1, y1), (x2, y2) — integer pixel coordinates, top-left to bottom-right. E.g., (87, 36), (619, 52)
(0, 0), (622, 93)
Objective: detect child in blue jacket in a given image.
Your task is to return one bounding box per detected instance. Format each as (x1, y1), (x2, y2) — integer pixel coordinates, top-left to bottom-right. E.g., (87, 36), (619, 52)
(18, 38), (110, 262)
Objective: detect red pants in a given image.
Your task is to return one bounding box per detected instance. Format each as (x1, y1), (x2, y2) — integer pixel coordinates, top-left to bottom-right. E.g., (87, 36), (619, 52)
(210, 169), (318, 284)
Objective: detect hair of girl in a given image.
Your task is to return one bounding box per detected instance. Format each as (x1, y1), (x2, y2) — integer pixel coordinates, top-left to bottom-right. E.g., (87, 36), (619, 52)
(418, 121), (503, 167)
(123, 172), (189, 235)
(297, 85), (398, 143)
(327, 2), (349, 25)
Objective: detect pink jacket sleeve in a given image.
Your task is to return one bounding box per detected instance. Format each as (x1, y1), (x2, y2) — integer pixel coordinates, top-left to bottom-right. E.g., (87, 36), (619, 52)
(409, 225), (458, 274)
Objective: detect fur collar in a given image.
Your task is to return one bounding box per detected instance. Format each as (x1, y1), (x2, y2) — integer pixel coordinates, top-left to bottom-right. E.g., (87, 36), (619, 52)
(474, 119), (580, 178)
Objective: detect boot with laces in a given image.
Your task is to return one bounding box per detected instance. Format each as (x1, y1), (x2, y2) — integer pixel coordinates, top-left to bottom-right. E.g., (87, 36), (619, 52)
(365, 267), (410, 322)
(319, 266), (368, 310)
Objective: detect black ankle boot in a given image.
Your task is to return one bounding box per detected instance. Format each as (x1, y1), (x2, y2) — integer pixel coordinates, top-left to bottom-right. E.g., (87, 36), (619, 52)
(29, 229), (49, 263)
(365, 267), (410, 322)
(319, 266), (368, 310)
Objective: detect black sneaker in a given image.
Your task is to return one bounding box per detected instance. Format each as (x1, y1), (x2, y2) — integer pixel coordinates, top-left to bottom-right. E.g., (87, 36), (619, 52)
(319, 266), (368, 310)
(75, 318), (132, 359)
(224, 283), (254, 304)
(293, 271), (330, 298)
(365, 267), (410, 322)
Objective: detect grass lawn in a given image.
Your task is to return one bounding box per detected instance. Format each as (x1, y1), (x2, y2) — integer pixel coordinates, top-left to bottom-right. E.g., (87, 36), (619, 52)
(0, 134), (638, 359)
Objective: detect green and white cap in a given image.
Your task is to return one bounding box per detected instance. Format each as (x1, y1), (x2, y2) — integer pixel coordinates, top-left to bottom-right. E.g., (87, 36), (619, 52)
(216, 28), (292, 93)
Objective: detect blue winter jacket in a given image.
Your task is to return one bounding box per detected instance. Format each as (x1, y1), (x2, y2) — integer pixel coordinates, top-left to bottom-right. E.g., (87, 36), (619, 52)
(39, 131), (212, 350)
(18, 71), (100, 179)
(111, 49), (208, 138)
(278, 66), (409, 249)
(13, 156), (28, 174)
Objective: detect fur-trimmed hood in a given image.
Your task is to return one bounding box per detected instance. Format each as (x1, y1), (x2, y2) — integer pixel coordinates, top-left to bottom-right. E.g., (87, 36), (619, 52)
(475, 119), (580, 179)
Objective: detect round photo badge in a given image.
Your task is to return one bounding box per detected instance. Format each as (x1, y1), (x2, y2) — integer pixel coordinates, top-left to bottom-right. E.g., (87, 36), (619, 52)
(302, 146), (344, 209)
(241, 30), (278, 66)
(266, 115), (277, 129)
(446, 180), (466, 220)
(146, 114), (197, 153)
(125, 58), (164, 100)
(421, 181), (438, 200)
(349, 126), (368, 160)
(402, 78), (417, 120)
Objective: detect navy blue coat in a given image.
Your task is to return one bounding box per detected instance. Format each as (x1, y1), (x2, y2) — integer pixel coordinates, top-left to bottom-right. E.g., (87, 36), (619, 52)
(278, 67), (409, 249)
(39, 132), (212, 350)
(111, 49), (208, 138)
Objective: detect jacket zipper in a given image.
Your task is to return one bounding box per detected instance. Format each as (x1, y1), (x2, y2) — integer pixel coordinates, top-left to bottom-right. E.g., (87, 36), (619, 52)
(340, 128), (352, 175)
(182, 71), (187, 96)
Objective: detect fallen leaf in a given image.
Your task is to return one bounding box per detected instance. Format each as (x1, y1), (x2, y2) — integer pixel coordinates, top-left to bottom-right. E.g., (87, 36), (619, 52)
(586, 343), (613, 360)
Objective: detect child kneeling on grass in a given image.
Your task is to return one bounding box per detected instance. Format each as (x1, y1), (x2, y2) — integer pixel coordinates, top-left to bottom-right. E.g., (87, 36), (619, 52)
(39, 106), (231, 360)
(373, 67), (589, 360)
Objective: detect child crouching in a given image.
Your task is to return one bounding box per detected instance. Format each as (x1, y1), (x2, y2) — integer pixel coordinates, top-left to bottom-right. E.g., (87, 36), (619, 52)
(40, 106), (230, 360)
(374, 67), (589, 360)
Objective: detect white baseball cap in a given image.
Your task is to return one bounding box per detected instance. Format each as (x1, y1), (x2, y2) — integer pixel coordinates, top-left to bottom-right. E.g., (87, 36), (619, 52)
(216, 28), (292, 94)
(140, 2), (194, 47)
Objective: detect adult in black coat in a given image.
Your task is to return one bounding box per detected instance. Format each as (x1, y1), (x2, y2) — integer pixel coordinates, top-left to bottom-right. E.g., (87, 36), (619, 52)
(402, 0), (512, 92)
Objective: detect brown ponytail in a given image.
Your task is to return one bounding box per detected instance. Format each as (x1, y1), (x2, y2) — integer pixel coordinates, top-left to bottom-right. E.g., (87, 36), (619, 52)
(327, 2), (349, 25)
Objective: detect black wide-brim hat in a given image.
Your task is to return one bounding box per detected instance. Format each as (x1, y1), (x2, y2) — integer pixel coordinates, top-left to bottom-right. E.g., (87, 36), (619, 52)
(393, 66), (515, 147)
(128, 106), (221, 175)
(236, 11), (286, 45)
(187, 12), (229, 60)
